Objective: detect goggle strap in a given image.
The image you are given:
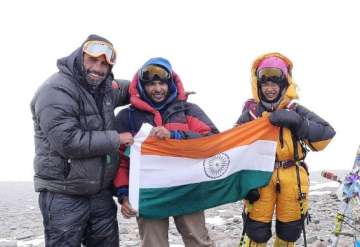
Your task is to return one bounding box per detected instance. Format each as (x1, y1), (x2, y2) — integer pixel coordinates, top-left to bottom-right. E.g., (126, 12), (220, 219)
(83, 41), (116, 65)
(140, 65), (170, 82)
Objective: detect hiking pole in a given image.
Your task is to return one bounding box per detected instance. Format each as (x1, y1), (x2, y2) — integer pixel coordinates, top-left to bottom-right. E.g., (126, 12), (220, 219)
(321, 171), (346, 246)
(239, 204), (252, 247)
(331, 200), (350, 247)
(330, 145), (360, 246)
(239, 189), (260, 247)
(295, 163), (307, 247)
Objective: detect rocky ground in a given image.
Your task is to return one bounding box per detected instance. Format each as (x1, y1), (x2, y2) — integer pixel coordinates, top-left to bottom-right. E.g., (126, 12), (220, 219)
(0, 171), (358, 247)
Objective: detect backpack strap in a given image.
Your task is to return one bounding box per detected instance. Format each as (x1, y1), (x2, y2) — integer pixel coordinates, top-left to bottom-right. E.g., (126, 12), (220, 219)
(243, 99), (258, 120)
(127, 106), (137, 135)
(286, 100), (297, 110)
(287, 101), (310, 160)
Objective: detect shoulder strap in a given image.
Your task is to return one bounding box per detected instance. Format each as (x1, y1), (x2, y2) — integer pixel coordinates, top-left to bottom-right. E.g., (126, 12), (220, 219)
(286, 100), (298, 110)
(287, 101), (309, 160)
(127, 107), (137, 135)
(243, 99), (258, 120)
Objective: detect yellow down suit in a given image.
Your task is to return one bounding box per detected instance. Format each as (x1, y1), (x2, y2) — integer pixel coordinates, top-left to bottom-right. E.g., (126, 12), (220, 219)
(236, 52), (336, 246)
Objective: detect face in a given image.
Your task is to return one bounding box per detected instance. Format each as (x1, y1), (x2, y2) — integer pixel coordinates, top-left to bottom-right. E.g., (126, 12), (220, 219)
(144, 80), (169, 103)
(83, 53), (110, 86)
(260, 81), (281, 101)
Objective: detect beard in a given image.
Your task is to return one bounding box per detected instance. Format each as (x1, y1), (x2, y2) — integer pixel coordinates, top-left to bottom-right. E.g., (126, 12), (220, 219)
(85, 69), (107, 89)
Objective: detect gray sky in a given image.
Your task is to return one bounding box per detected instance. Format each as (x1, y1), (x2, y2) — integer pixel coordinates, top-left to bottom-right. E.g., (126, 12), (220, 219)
(1, 0), (359, 181)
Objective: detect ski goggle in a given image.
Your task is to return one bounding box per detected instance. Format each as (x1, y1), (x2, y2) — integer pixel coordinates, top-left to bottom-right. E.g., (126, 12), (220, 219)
(257, 67), (284, 84)
(83, 40), (116, 65)
(139, 65), (171, 82)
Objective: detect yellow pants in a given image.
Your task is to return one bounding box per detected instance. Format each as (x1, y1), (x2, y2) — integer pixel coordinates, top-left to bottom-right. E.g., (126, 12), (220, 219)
(245, 165), (309, 243)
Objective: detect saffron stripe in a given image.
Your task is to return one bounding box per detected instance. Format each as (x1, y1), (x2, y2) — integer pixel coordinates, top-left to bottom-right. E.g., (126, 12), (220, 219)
(141, 117), (278, 158)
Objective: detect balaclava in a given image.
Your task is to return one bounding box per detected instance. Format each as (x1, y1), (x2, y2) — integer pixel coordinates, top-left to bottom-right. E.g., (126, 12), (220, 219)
(257, 56), (289, 109)
(137, 57), (178, 111)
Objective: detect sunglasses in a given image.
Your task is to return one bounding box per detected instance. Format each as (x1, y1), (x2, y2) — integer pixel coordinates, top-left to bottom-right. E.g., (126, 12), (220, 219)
(139, 65), (171, 82)
(83, 40), (116, 65)
(257, 67), (284, 84)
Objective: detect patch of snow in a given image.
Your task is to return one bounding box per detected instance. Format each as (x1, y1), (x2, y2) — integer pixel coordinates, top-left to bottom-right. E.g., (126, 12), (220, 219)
(18, 236), (44, 246)
(309, 190), (332, 196)
(310, 181), (339, 191)
(206, 215), (224, 226)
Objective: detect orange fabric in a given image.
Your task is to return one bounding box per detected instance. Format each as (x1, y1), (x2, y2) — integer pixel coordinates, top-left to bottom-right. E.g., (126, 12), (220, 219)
(305, 139), (332, 152)
(141, 117), (279, 158)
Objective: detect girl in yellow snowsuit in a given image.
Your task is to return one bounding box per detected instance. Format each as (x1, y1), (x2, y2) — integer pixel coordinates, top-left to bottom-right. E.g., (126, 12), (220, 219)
(237, 52), (336, 246)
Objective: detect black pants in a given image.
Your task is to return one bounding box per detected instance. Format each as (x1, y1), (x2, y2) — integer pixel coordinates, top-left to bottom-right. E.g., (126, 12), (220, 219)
(39, 189), (119, 247)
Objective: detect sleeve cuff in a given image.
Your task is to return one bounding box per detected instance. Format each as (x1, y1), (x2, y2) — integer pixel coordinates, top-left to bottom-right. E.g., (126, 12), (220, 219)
(170, 130), (184, 139)
(115, 187), (129, 204)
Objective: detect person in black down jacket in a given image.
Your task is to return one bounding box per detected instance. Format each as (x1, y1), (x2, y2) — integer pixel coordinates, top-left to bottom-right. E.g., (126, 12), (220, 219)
(30, 34), (133, 247)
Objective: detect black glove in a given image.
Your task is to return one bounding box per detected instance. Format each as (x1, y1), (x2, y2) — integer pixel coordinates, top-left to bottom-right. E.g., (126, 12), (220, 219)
(269, 109), (302, 131)
(245, 189), (260, 203)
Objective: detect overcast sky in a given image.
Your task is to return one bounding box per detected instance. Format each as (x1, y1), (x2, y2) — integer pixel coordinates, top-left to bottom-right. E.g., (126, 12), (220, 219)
(1, 0), (359, 181)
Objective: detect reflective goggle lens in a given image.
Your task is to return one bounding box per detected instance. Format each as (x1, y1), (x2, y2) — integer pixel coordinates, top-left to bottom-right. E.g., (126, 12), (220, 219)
(257, 67), (284, 83)
(140, 65), (171, 82)
(83, 41), (116, 65)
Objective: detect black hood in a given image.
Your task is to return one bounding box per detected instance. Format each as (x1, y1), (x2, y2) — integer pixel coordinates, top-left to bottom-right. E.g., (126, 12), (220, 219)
(56, 34), (114, 91)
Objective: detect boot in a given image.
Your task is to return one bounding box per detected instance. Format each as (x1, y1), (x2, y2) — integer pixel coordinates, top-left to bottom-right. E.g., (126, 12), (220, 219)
(274, 236), (295, 247)
(245, 236), (267, 247)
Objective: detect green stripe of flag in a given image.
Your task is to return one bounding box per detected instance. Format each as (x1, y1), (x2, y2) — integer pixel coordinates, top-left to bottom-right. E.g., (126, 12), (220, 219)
(139, 170), (272, 219)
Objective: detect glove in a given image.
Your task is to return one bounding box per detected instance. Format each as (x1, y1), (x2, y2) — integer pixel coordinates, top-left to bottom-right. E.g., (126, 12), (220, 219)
(269, 109), (302, 131)
(245, 189), (260, 203)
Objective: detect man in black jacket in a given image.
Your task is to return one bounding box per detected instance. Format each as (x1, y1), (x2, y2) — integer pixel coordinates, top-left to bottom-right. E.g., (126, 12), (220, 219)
(30, 34), (133, 247)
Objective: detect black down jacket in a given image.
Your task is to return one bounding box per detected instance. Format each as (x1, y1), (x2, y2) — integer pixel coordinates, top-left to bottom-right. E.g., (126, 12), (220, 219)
(31, 42), (129, 195)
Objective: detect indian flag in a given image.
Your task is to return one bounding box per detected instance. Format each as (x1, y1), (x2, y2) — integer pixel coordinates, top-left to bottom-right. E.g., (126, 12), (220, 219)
(129, 117), (279, 219)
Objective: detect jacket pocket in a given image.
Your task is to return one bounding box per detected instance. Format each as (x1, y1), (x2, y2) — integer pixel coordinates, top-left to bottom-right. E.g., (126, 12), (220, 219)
(65, 157), (102, 182)
(34, 155), (65, 180)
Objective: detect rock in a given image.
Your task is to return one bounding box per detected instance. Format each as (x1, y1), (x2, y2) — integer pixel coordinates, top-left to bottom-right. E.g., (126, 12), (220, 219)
(311, 239), (327, 247)
(313, 219), (320, 224)
(219, 212), (234, 219)
(232, 216), (242, 224)
(307, 236), (318, 244)
(118, 227), (129, 234)
(0, 241), (17, 247)
(121, 240), (139, 246)
(215, 239), (239, 247)
(16, 233), (35, 240)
